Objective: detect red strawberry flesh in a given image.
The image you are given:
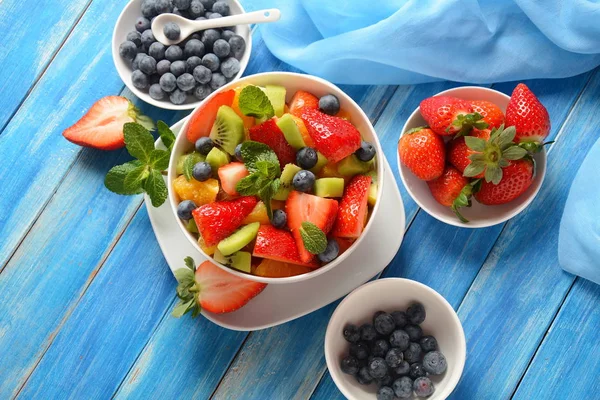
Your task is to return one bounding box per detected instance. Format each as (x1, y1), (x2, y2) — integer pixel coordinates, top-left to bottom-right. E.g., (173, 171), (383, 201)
(289, 90), (319, 117)
(186, 89), (235, 143)
(333, 175), (371, 238)
(218, 162), (249, 196)
(253, 225), (319, 268)
(249, 119), (296, 168)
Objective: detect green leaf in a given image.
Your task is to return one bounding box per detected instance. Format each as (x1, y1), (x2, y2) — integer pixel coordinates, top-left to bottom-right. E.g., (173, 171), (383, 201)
(464, 136), (486, 152)
(136, 114), (156, 131)
(174, 268), (195, 285)
(299, 221), (327, 255)
(502, 145), (527, 160)
(123, 164), (150, 193)
(498, 158), (510, 168)
(183, 153), (198, 181)
(236, 174), (260, 196)
(405, 126), (429, 135)
(257, 178), (279, 219)
(255, 160), (273, 177)
(463, 162), (485, 178)
(240, 141), (280, 177)
(123, 122), (155, 163)
(171, 298), (196, 318)
(484, 165), (503, 185)
(157, 120), (175, 150)
(149, 149), (171, 170)
(104, 160), (145, 195)
(238, 85), (274, 119)
(144, 169), (168, 207)
(184, 256), (195, 271)
(497, 126), (517, 148)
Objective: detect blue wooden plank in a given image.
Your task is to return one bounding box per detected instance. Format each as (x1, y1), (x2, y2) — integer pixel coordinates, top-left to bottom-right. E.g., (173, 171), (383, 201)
(513, 278), (600, 399)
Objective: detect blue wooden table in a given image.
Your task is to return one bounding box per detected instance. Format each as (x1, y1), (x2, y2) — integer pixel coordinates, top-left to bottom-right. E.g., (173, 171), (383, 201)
(1, 0), (600, 398)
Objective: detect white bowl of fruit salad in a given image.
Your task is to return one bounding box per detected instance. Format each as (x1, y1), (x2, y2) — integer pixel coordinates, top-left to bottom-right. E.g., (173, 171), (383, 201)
(168, 72), (384, 284)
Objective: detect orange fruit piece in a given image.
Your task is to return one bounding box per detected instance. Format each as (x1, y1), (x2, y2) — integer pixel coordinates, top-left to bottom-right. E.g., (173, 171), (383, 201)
(172, 175), (219, 206)
(242, 201), (270, 224)
(253, 259), (312, 278)
(198, 235), (217, 255)
(337, 109), (352, 121)
(232, 85), (255, 130)
(290, 114), (315, 147)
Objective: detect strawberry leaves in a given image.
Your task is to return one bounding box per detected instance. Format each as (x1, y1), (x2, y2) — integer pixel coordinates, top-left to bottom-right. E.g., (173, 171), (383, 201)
(450, 112), (488, 137)
(172, 256), (201, 318)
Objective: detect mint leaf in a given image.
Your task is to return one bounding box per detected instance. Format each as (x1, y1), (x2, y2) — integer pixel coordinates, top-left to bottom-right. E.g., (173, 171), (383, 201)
(124, 122), (155, 163)
(104, 160), (145, 195)
(149, 149), (170, 170)
(236, 174), (260, 195)
(300, 222), (327, 254)
(144, 169), (168, 207)
(238, 85), (274, 120)
(157, 120), (175, 151)
(183, 153), (203, 181)
(240, 141), (280, 177)
(123, 164), (150, 193)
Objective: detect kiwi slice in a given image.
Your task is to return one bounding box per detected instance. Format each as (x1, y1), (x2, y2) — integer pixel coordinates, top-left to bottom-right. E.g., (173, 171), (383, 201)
(214, 249), (252, 273)
(206, 147), (231, 172)
(338, 154), (374, 177)
(265, 85), (286, 117)
(366, 171), (378, 206)
(209, 105), (245, 155)
(277, 113), (306, 150)
(186, 218), (199, 234)
(310, 152), (328, 174)
(314, 177), (345, 198)
(177, 152), (205, 175)
(273, 163), (303, 200)
(217, 222), (260, 256)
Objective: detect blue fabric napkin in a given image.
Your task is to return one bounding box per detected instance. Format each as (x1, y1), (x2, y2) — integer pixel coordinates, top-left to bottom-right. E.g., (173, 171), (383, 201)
(559, 138), (600, 286)
(250, 0), (600, 84)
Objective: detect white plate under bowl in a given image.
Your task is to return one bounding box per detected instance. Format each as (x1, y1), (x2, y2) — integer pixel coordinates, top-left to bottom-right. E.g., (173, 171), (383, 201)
(145, 120), (405, 331)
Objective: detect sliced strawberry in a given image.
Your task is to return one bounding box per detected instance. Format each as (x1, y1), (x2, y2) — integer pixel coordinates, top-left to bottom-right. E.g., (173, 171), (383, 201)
(249, 119), (296, 167)
(62, 96), (153, 150)
(333, 175), (371, 238)
(286, 191), (338, 263)
(301, 108), (362, 163)
(186, 89), (235, 143)
(289, 90), (319, 117)
(218, 162), (249, 196)
(192, 196), (258, 247)
(253, 225), (319, 268)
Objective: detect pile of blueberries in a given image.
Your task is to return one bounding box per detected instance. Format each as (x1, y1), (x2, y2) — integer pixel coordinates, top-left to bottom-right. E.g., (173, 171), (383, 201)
(118, 0), (246, 105)
(340, 303), (448, 399)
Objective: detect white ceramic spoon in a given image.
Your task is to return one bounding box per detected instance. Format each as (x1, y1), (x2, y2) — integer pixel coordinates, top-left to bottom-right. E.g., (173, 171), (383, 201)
(151, 8), (281, 45)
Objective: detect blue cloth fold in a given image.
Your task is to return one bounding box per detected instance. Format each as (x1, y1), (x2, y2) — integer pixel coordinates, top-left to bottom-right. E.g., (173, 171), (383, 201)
(250, 0), (600, 84)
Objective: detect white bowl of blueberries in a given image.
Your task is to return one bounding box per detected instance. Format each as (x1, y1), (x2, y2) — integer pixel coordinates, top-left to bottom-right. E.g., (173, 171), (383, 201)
(325, 279), (466, 400)
(112, 0), (251, 110)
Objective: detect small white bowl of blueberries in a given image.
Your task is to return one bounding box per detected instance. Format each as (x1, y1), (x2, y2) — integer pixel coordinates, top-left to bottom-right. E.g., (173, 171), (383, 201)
(325, 279), (466, 400)
(112, 0), (251, 110)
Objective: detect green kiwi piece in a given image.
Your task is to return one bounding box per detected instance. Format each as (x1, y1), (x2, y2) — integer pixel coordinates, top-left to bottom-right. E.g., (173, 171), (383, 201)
(265, 85), (286, 117)
(177, 152), (205, 175)
(276, 113), (305, 150)
(366, 170), (378, 206)
(310, 152), (328, 174)
(337, 154), (374, 177)
(205, 147), (231, 172)
(314, 177), (345, 198)
(217, 222), (260, 256)
(186, 218), (199, 234)
(209, 105), (245, 155)
(214, 249), (252, 273)
(273, 163), (303, 200)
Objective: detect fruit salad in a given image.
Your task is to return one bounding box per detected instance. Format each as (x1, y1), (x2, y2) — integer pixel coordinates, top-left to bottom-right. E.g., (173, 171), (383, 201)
(172, 84), (379, 278)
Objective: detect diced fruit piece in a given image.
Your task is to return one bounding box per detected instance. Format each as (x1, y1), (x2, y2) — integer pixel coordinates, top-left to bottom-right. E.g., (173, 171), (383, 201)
(265, 85), (286, 117)
(474, 158), (534, 205)
(205, 146), (231, 172)
(419, 96), (478, 136)
(398, 127), (445, 181)
(338, 154), (373, 177)
(290, 115), (314, 147)
(217, 222), (260, 256)
(272, 199), (286, 210)
(186, 218), (199, 233)
(317, 238), (339, 263)
(242, 201), (270, 224)
(471, 100), (504, 130)
(177, 152), (205, 175)
(218, 162), (249, 196)
(249, 119), (296, 167)
(318, 162), (342, 178)
(286, 191), (339, 263)
(186, 89), (235, 143)
(366, 171), (378, 207)
(337, 109), (352, 121)
(310, 152), (328, 174)
(289, 90), (319, 117)
(253, 225), (318, 267)
(505, 83), (551, 145)
(315, 178), (345, 198)
(253, 259), (312, 278)
(173, 175), (219, 205)
(427, 165), (472, 223)
(209, 105), (244, 155)
(193, 196), (258, 246)
(273, 163), (302, 201)
(232, 85), (255, 129)
(277, 113), (306, 149)
(198, 235), (217, 256)
(333, 175), (371, 238)
(214, 249), (252, 273)
(335, 237), (354, 255)
(301, 108), (362, 163)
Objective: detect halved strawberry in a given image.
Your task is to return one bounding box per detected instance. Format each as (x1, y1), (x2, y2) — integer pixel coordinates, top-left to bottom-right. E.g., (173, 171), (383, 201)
(286, 191), (339, 263)
(253, 225), (319, 267)
(218, 162), (249, 196)
(301, 108), (362, 163)
(333, 175), (371, 238)
(192, 196), (258, 247)
(62, 96), (153, 150)
(289, 90), (319, 117)
(249, 118), (296, 167)
(186, 90), (235, 143)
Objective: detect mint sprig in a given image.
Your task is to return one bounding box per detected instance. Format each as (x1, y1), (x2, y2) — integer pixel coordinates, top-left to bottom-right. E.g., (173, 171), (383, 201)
(300, 222), (327, 254)
(238, 85), (274, 120)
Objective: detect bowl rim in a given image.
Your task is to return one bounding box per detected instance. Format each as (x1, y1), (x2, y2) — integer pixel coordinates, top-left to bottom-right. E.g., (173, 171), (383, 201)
(397, 86), (547, 229)
(167, 71), (385, 284)
(324, 277), (467, 400)
(111, 0), (252, 110)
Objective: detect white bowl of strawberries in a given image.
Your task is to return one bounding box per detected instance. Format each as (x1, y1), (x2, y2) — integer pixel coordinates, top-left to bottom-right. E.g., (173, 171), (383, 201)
(398, 85), (549, 228)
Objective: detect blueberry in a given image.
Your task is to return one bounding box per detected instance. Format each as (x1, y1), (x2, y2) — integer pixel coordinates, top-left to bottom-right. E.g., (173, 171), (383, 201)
(409, 362), (427, 379)
(319, 94), (340, 115)
(212, 0), (229, 15)
(357, 366), (373, 385)
(413, 377), (434, 397)
(193, 65), (212, 84)
(149, 74), (160, 85)
(170, 60), (186, 76)
(384, 348), (404, 368)
(131, 70), (149, 89)
(234, 143), (243, 161)
(221, 30), (235, 41)
(390, 311), (408, 328)
(192, 138), (211, 156)
(296, 147), (318, 169)
(374, 312), (395, 335)
(147, 42), (165, 61)
(149, 83), (165, 100)
(270, 209), (287, 229)
(228, 35), (246, 59)
(368, 357), (388, 379)
(208, 12), (222, 19)
(375, 374), (393, 388)
(212, 39), (230, 59)
(392, 376), (413, 399)
(160, 72), (177, 92)
(360, 323), (378, 341)
(395, 361), (410, 376)
(209, 72), (226, 90)
(156, 59), (171, 75)
(355, 141), (376, 162)
(377, 386), (394, 400)
(177, 200), (196, 219)
(189, 33), (203, 41)
(195, 16), (207, 21)
(141, 0), (156, 18)
(127, 31), (142, 47)
(205, 11), (213, 18)
(406, 302), (426, 324)
(318, 238), (339, 263)
(371, 339), (390, 358)
(184, 39), (206, 58)
(177, 73), (196, 91)
(169, 88), (187, 104)
(154, 0), (172, 14)
(220, 57), (241, 79)
(165, 45), (184, 61)
(292, 170), (315, 192)
(403, 342), (422, 364)
(192, 161), (212, 181)
(194, 84), (212, 100)
(132, 53), (146, 70)
(340, 356), (359, 375)
(419, 336), (437, 353)
(199, 0), (214, 9)
(201, 29), (221, 50)
(422, 351), (447, 375)
(141, 29), (156, 47)
(135, 16), (151, 32)
(185, 56), (202, 73)
(119, 41), (138, 61)
(343, 324), (360, 343)
(201, 53), (220, 72)
(349, 341), (370, 360)
(389, 329), (410, 350)
(171, 6), (183, 15)
(189, 0), (205, 18)
(164, 22), (181, 40)
(405, 324), (423, 341)
(173, 0), (191, 10)
(139, 55), (157, 75)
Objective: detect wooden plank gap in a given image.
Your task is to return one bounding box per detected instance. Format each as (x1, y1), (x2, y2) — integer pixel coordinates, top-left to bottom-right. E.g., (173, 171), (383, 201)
(208, 333), (253, 400)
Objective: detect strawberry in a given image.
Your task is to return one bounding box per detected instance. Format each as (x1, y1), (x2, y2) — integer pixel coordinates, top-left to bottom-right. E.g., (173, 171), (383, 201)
(249, 119), (296, 168)
(218, 162), (249, 196)
(427, 165), (473, 222)
(301, 108), (362, 163)
(186, 89), (235, 143)
(398, 127), (445, 181)
(333, 175), (371, 238)
(63, 96), (153, 150)
(286, 191), (339, 263)
(447, 128), (491, 179)
(289, 90), (319, 117)
(173, 258), (266, 315)
(420, 96), (486, 136)
(474, 158), (534, 205)
(192, 196), (258, 247)
(505, 83), (550, 146)
(470, 100), (504, 129)
(252, 225), (319, 267)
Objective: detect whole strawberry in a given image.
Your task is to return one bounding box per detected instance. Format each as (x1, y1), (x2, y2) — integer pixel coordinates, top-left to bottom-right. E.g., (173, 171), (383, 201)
(505, 83), (550, 147)
(420, 96), (486, 136)
(427, 165), (474, 222)
(447, 128), (491, 179)
(474, 158), (534, 205)
(398, 127), (445, 181)
(470, 100), (504, 129)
